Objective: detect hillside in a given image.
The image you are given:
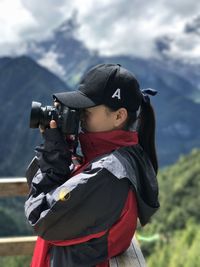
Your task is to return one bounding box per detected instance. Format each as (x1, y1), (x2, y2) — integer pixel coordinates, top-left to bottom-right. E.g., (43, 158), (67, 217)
(0, 56), (71, 176)
(138, 148), (200, 267)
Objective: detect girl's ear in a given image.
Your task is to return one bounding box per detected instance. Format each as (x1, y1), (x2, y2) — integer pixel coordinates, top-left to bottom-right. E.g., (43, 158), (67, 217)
(114, 108), (128, 127)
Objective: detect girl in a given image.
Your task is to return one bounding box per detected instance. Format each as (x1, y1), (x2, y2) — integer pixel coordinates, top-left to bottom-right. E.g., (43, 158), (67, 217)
(25, 63), (159, 267)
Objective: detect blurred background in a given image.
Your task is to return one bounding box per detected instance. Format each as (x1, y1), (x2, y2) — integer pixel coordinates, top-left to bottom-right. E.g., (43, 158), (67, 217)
(0, 0), (199, 266)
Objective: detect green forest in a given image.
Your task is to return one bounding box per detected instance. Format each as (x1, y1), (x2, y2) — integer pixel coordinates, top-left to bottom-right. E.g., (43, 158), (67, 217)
(0, 148), (199, 266)
(138, 148), (200, 267)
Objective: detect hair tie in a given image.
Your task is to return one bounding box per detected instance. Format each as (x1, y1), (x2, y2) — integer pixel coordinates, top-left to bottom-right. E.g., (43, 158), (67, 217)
(141, 88), (158, 104)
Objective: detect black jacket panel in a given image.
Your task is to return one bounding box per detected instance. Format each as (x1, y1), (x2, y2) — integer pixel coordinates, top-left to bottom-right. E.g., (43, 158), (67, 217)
(25, 166), (130, 240)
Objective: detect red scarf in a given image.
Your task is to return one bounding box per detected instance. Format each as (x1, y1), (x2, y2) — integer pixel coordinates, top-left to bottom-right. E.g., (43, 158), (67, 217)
(30, 130), (138, 267)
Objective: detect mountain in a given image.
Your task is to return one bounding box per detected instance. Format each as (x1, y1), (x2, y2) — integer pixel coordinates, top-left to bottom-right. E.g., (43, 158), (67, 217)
(160, 57), (200, 102)
(138, 148), (200, 267)
(0, 56), (71, 176)
(26, 16), (99, 88)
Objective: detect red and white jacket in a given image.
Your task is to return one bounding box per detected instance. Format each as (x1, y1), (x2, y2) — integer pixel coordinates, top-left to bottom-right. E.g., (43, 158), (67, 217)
(25, 129), (159, 267)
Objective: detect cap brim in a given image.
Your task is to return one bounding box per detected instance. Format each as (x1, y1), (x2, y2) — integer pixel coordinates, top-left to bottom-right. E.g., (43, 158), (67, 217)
(52, 91), (97, 109)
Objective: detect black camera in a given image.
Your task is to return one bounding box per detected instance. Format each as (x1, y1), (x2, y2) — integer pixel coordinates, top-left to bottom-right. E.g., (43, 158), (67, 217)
(29, 101), (80, 135)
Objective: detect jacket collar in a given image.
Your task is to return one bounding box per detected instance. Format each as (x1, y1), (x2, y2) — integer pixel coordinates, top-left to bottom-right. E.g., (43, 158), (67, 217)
(78, 129), (138, 163)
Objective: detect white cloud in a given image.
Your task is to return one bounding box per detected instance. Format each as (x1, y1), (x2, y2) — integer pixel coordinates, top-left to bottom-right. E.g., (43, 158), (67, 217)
(21, 0), (71, 40)
(0, 0), (38, 56)
(38, 50), (66, 77)
(0, 0), (37, 43)
(0, 0), (73, 51)
(0, 0), (200, 61)
(71, 0), (200, 60)
(162, 31), (200, 63)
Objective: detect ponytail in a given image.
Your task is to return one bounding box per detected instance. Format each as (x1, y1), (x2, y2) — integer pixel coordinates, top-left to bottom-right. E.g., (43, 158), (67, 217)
(137, 90), (158, 174)
(106, 87), (158, 174)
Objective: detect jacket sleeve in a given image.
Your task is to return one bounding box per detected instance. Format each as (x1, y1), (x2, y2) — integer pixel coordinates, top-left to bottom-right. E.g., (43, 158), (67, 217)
(26, 128), (72, 196)
(24, 132), (130, 241)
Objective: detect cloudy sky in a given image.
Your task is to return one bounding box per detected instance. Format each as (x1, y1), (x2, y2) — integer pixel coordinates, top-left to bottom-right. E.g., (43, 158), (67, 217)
(0, 0), (200, 62)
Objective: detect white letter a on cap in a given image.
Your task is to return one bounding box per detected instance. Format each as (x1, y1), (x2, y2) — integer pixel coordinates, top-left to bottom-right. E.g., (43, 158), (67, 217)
(112, 88), (121, 100)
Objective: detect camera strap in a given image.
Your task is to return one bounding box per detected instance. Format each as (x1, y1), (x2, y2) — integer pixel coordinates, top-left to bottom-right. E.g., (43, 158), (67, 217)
(25, 156), (39, 188)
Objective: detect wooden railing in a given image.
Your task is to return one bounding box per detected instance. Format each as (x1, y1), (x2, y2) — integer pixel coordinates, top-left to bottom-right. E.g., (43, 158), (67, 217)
(0, 177), (36, 256)
(0, 178), (28, 197)
(0, 178), (147, 266)
(0, 236), (37, 256)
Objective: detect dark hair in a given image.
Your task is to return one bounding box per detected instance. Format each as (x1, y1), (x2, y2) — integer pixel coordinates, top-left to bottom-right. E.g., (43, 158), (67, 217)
(137, 101), (158, 174)
(106, 102), (158, 174)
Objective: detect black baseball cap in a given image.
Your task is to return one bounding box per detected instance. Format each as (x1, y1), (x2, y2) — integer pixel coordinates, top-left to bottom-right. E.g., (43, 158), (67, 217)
(53, 63), (143, 112)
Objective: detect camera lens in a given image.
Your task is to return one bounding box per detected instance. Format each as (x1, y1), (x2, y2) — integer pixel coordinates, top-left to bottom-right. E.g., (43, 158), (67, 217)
(30, 101), (42, 128)
(29, 100), (80, 135)
(30, 101), (59, 129)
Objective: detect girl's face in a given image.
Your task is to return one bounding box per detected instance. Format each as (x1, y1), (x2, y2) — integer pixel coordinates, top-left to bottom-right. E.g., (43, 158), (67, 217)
(80, 105), (128, 133)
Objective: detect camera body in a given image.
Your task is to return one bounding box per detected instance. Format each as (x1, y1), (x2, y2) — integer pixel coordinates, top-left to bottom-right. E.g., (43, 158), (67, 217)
(29, 101), (80, 135)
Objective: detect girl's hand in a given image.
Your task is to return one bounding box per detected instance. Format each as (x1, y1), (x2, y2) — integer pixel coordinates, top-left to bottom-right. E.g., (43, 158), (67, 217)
(39, 120), (57, 133)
